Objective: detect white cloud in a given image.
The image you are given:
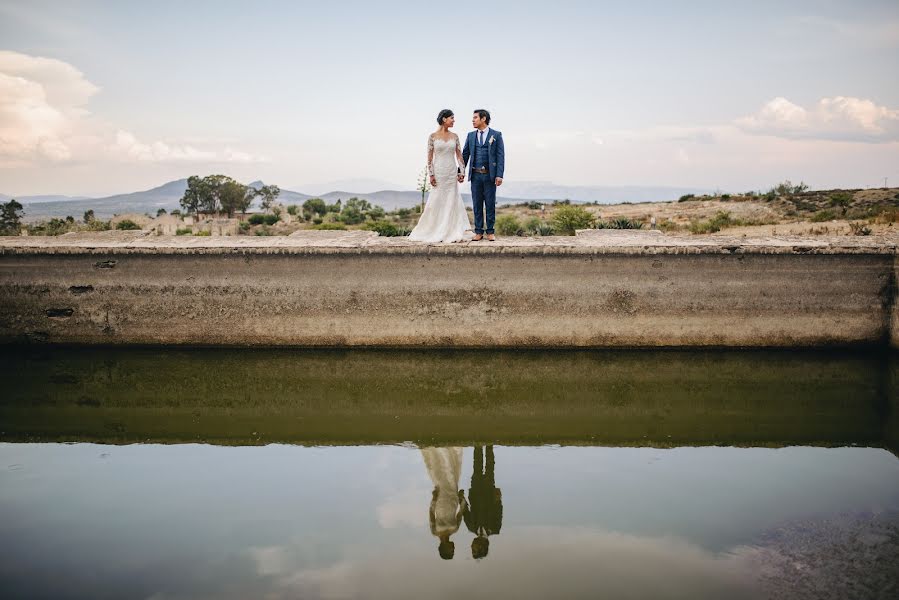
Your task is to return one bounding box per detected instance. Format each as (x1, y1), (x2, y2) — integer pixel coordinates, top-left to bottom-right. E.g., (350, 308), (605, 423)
(0, 50), (265, 166)
(736, 96), (899, 142)
(0, 51), (97, 164)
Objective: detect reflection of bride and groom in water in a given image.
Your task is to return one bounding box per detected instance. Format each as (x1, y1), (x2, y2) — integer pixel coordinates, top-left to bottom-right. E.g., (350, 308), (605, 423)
(420, 445), (502, 560)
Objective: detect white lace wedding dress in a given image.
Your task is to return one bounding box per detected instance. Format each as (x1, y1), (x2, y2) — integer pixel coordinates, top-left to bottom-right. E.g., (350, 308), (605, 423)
(408, 134), (471, 243)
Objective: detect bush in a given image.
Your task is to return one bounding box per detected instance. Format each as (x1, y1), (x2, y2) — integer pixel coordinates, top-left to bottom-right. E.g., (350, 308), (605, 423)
(287, 205), (298, 216)
(312, 216), (323, 225)
(115, 219), (142, 230)
(848, 221), (872, 236)
(496, 214), (523, 236)
(810, 210), (836, 222)
(678, 194), (696, 202)
(721, 194), (731, 201)
(365, 220), (401, 236)
(254, 225), (274, 236)
(689, 211), (734, 234)
(248, 214), (265, 225)
(194, 230), (211, 236)
(598, 218), (643, 230)
(238, 221), (250, 232)
(829, 192), (852, 213)
(773, 180), (809, 195)
(263, 214), (280, 226)
(175, 227), (192, 235)
(312, 222), (347, 230)
(523, 216), (542, 234)
(552, 205), (596, 235)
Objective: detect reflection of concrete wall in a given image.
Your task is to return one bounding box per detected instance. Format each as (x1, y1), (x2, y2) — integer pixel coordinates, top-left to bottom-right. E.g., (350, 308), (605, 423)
(0, 347), (889, 446)
(0, 247), (896, 347)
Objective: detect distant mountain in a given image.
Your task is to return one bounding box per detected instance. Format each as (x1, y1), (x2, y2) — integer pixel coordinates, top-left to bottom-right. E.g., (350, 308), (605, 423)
(6, 178), (713, 220)
(497, 181), (713, 203)
(0, 193), (91, 204)
(295, 178), (405, 196)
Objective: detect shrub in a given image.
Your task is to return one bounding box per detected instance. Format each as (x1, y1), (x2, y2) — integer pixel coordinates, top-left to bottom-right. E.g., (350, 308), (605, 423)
(263, 214), (280, 226)
(287, 205), (298, 216)
(248, 214), (265, 225)
(194, 230), (211, 236)
(365, 220), (399, 236)
(238, 221), (250, 232)
(656, 218), (682, 232)
(810, 210), (836, 223)
(689, 211), (734, 234)
(312, 216), (323, 225)
(254, 225), (274, 236)
(875, 208), (899, 224)
(829, 192), (852, 213)
(156, 208), (167, 217)
(721, 194), (731, 201)
(312, 222), (346, 230)
(496, 214), (523, 236)
(598, 218), (643, 230)
(678, 194), (695, 202)
(848, 221), (872, 236)
(397, 208), (412, 218)
(115, 219), (142, 230)
(552, 205), (596, 235)
(772, 180), (809, 196)
(534, 222), (555, 236)
(175, 228), (192, 235)
(523, 217), (542, 234)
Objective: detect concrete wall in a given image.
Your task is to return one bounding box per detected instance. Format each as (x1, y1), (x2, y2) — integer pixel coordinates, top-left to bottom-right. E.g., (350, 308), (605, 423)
(1, 243), (896, 347)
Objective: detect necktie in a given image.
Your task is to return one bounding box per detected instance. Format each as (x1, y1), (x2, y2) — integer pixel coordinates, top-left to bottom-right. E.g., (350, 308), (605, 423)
(479, 131), (483, 145)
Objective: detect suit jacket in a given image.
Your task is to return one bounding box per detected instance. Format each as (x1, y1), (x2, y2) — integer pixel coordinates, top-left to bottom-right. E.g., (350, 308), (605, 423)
(462, 128), (505, 181)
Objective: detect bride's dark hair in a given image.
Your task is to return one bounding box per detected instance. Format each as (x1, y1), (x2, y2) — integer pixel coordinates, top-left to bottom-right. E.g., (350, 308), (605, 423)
(437, 109), (454, 125)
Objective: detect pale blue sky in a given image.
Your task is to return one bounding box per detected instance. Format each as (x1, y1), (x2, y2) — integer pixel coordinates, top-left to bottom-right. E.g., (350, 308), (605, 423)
(1, 0), (897, 195)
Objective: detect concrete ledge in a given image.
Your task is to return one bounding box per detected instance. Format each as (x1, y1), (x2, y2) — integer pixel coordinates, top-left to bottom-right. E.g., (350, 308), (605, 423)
(1, 231), (898, 347)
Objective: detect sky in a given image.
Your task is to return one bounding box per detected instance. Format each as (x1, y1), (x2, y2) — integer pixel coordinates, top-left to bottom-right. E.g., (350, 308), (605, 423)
(1, 0), (898, 196)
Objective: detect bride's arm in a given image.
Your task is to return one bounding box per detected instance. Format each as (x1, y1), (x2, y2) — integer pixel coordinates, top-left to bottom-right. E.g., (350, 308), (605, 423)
(427, 134), (436, 185)
(454, 135), (465, 178)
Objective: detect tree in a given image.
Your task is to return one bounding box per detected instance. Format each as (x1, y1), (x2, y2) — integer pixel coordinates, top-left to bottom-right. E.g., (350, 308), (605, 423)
(199, 174), (230, 214)
(156, 208), (167, 217)
(258, 184), (281, 212)
(0, 199), (24, 235)
(218, 180), (250, 217)
(83, 209), (95, 223)
(180, 175), (205, 215)
(303, 198), (327, 219)
(417, 167), (431, 212)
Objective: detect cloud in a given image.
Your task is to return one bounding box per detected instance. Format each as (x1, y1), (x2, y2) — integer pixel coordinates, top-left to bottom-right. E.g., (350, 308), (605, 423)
(0, 51), (98, 164)
(0, 50), (265, 166)
(736, 96), (899, 142)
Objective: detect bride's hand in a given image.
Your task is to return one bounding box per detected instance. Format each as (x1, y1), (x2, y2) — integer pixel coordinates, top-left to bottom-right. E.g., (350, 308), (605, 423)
(457, 174), (464, 183)
(430, 175), (437, 187)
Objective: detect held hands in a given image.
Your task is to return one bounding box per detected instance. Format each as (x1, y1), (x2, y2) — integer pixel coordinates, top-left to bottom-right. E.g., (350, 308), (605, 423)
(430, 175), (437, 187)
(457, 174), (464, 183)
(495, 177), (503, 187)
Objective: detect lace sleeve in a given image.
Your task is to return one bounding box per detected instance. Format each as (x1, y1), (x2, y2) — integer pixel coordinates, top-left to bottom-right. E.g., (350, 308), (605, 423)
(455, 135), (464, 173)
(427, 134), (435, 177)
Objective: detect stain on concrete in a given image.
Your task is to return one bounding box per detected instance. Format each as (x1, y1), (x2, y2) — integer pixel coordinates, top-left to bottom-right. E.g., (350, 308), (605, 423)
(69, 285), (94, 295)
(45, 308), (74, 319)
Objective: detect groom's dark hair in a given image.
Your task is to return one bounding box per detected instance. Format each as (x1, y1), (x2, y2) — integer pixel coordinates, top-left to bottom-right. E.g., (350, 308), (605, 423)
(474, 109), (491, 125)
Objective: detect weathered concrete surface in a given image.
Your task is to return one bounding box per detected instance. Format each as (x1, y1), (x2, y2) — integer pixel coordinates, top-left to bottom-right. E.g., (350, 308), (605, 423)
(1, 230), (898, 347)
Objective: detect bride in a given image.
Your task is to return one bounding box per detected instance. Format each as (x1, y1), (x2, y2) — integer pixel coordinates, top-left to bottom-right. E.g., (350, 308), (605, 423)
(408, 109), (472, 243)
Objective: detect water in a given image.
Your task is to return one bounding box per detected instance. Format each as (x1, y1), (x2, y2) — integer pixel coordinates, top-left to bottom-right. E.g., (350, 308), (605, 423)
(2, 348), (898, 599)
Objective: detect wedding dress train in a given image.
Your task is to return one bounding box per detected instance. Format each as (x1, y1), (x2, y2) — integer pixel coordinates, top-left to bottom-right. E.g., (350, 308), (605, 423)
(408, 135), (471, 243)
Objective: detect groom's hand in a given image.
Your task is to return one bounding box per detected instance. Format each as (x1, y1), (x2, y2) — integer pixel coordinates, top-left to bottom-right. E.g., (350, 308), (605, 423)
(495, 177), (503, 187)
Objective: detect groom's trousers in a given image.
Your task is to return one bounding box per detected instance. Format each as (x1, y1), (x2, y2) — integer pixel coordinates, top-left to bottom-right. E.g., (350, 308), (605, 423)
(471, 172), (497, 235)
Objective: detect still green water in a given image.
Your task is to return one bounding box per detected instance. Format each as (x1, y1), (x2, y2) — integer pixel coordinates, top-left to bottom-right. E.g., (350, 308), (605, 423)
(1, 348), (898, 599)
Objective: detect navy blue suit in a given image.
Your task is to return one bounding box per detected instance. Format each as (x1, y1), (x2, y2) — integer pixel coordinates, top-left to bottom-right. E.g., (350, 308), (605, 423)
(462, 128), (505, 235)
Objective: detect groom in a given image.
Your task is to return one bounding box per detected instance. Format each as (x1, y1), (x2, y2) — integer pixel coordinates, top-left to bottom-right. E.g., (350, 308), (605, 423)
(462, 109), (505, 241)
